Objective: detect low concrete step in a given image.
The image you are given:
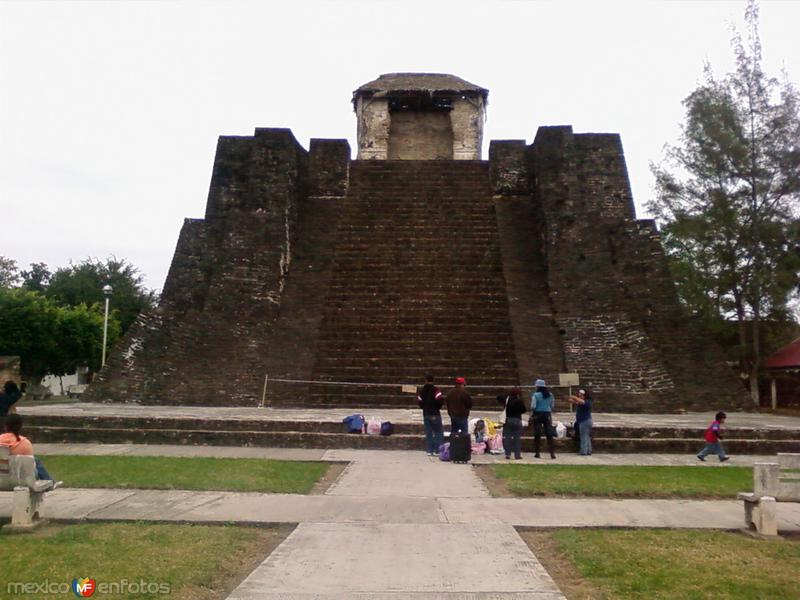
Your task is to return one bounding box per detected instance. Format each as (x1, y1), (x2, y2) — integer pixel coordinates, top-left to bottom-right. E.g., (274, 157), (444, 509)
(22, 425), (800, 454)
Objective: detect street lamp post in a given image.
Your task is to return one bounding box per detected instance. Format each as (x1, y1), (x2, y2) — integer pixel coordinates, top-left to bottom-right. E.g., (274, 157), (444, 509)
(101, 284), (113, 368)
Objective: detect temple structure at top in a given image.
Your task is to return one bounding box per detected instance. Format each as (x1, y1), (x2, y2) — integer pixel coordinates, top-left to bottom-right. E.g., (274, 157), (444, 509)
(353, 73), (487, 160)
(87, 73), (748, 413)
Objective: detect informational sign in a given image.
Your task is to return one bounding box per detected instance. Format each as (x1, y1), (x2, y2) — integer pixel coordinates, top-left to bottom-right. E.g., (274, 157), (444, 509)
(401, 384), (417, 394)
(559, 373), (580, 387)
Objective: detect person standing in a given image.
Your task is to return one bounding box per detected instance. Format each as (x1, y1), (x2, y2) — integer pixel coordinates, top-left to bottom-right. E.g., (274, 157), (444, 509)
(445, 377), (472, 434)
(567, 388), (593, 456)
(697, 411), (730, 462)
(417, 374), (444, 456)
(530, 379), (556, 459)
(0, 380), (22, 431)
(500, 387), (527, 459)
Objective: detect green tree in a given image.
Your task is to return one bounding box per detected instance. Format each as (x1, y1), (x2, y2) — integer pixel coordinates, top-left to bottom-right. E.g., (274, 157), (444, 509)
(649, 0), (800, 405)
(53, 302), (121, 375)
(20, 262), (52, 293)
(0, 255), (20, 287)
(0, 287), (121, 384)
(46, 257), (157, 335)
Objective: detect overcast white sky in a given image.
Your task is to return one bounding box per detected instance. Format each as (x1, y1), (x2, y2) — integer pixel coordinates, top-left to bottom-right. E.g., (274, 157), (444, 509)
(2, 0), (798, 292)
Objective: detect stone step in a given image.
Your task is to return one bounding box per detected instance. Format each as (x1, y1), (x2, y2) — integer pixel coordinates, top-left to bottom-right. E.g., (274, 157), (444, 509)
(321, 288), (509, 296)
(316, 357), (518, 365)
(22, 414), (800, 441)
(319, 312), (510, 320)
(22, 424), (800, 453)
(310, 372), (519, 382)
(313, 159), (518, 390)
(301, 393), (516, 405)
(318, 319), (511, 326)
(312, 346), (518, 354)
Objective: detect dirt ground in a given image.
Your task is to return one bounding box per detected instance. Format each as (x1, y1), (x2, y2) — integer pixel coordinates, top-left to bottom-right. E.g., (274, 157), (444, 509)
(517, 529), (604, 600)
(310, 461), (348, 494)
(473, 463), (512, 496)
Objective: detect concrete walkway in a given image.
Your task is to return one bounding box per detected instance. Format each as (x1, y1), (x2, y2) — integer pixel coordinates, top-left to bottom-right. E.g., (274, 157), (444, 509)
(8, 486), (798, 531)
(33, 442), (779, 466)
(4, 444), (800, 599)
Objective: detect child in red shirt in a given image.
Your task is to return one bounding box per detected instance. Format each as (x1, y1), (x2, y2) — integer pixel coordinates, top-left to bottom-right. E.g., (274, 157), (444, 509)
(697, 411), (730, 462)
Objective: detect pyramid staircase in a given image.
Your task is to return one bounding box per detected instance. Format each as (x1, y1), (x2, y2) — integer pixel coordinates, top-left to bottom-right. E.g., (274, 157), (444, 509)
(307, 160), (519, 408)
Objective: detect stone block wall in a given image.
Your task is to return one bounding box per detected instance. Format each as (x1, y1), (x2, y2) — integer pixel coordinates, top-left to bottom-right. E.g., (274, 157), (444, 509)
(90, 118), (747, 412)
(491, 125), (747, 411)
(387, 112), (454, 160)
(355, 97), (390, 159)
(450, 97), (485, 160)
(489, 140), (529, 195)
(309, 139), (350, 197)
(87, 128), (310, 405)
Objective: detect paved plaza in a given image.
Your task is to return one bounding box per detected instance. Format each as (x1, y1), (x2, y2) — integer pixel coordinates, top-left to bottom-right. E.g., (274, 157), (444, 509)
(3, 443), (800, 598)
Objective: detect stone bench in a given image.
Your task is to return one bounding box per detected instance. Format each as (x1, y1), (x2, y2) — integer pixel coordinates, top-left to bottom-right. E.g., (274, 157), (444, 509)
(737, 453), (800, 536)
(0, 446), (56, 530)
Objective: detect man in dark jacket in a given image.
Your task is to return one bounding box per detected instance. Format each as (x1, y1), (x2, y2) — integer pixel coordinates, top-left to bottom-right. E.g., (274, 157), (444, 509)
(417, 374), (444, 455)
(0, 380), (22, 430)
(445, 376), (472, 434)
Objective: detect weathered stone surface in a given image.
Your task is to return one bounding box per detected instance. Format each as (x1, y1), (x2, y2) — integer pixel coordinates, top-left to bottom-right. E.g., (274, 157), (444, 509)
(354, 73), (487, 161)
(490, 140), (529, 194)
(87, 128), (308, 405)
(227, 523), (565, 600)
(309, 138), (350, 197)
(88, 78), (748, 413)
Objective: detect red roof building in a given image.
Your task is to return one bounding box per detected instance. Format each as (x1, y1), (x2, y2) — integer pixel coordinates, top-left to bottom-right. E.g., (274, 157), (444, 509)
(765, 337), (800, 370)
(764, 337), (800, 408)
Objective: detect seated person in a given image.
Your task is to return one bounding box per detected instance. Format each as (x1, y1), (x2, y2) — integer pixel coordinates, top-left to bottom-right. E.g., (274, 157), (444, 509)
(473, 419), (487, 443)
(0, 413), (61, 487)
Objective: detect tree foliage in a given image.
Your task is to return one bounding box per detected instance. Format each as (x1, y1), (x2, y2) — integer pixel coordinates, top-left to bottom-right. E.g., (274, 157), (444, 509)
(20, 262), (52, 293)
(0, 287), (121, 383)
(0, 255), (20, 288)
(649, 1), (800, 404)
(45, 257), (157, 335)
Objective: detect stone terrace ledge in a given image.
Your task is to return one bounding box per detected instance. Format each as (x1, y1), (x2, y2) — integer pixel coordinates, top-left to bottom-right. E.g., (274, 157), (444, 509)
(16, 402), (800, 431)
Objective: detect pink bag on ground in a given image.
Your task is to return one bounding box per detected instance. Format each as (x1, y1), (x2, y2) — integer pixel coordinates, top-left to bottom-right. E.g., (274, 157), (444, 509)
(471, 442), (487, 455)
(366, 417), (381, 435)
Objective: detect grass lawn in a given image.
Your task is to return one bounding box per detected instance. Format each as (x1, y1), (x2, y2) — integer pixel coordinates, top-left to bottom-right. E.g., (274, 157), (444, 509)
(0, 522), (290, 600)
(15, 394), (80, 406)
(537, 529), (800, 600)
(488, 464), (752, 498)
(42, 455), (332, 494)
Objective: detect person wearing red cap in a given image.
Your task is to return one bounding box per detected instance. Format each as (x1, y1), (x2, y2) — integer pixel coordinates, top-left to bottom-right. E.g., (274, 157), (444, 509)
(445, 377), (472, 434)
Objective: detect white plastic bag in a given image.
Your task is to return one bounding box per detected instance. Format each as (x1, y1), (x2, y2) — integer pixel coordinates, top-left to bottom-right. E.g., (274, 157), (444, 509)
(366, 417), (381, 435)
(555, 421), (567, 439)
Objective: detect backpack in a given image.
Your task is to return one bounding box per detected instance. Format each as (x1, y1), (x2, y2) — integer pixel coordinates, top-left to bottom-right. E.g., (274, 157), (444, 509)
(342, 414), (365, 433)
(380, 421), (394, 436)
(438, 442), (451, 461)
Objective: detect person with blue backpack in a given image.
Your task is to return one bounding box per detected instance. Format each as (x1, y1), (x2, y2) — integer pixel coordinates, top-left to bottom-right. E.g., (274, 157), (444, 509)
(530, 379), (556, 459)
